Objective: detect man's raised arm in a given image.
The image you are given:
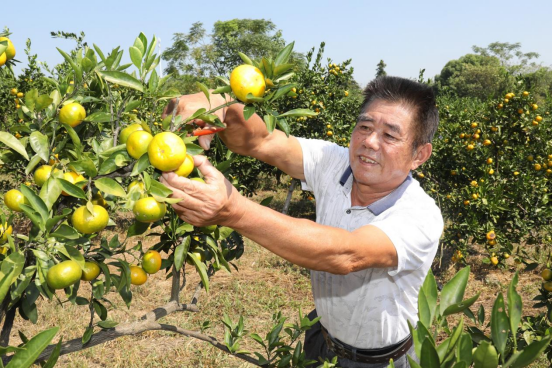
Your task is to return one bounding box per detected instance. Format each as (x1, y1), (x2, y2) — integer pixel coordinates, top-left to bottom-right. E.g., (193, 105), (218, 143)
(163, 93), (305, 180)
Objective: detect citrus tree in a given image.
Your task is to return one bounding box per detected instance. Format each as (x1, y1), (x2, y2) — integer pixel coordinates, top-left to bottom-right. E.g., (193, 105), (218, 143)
(418, 84), (552, 268)
(0, 31), (325, 367)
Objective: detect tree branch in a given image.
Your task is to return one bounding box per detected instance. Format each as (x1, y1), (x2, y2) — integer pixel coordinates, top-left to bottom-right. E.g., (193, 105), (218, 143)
(94, 162), (135, 180)
(28, 300), (261, 366)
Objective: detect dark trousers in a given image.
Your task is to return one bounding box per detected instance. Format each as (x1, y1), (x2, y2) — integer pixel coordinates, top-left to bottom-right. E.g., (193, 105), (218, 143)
(303, 310), (417, 368)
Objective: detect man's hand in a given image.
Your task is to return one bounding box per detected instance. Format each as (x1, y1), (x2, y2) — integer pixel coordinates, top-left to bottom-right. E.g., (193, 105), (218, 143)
(162, 92), (228, 151)
(159, 155), (245, 227)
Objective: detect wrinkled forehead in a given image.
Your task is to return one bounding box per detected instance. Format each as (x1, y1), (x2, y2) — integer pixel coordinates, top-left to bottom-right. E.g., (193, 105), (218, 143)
(357, 99), (417, 131)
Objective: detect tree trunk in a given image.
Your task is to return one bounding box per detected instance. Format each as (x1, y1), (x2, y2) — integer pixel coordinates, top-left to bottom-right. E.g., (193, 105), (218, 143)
(281, 179), (297, 215)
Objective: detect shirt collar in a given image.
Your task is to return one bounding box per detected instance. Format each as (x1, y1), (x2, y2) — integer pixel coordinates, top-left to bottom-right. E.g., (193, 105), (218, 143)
(339, 166), (413, 216)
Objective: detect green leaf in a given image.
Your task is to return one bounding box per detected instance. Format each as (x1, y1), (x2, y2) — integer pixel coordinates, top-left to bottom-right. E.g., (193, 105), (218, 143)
(45, 209), (71, 233)
(187, 252), (209, 292)
(65, 244), (85, 270)
(185, 143), (203, 156)
(130, 154), (149, 176)
(277, 109), (318, 118)
(96, 70), (144, 92)
(60, 122), (82, 158)
(0, 263), (18, 305)
(212, 85), (232, 94)
(276, 117), (290, 136)
(174, 236), (190, 271)
(95, 178), (126, 197)
(25, 154), (42, 175)
(50, 224), (79, 240)
(40, 177), (63, 211)
(418, 288), (432, 327)
(490, 293), (509, 358)
(149, 180), (173, 198)
(56, 178), (87, 199)
(196, 82), (210, 105)
(274, 42), (294, 66)
(439, 266), (470, 316)
(19, 204), (44, 232)
(238, 52), (253, 65)
(270, 84), (296, 102)
(504, 335), (551, 368)
(472, 341), (498, 368)
(457, 333), (473, 366)
(259, 196), (273, 207)
(5, 326), (59, 368)
(273, 63), (294, 77)
(82, 326), (93, 345)
(20, 184), (49, 222)
(41, 336), (62, 368)
(420, 338), (440, 368)
(507, 272), (522, 338)
(0, 132), (29, 160)
(264, 115), (276, 133)
(244, 93), (264, 103)
(129, 46), (142, 72)
(29, 131), (49, 164)
(36, 95), (54, 111)
(85, 111), (112, 123)
(243, 105), (255, 121)
(57, 48), (82, 83)
(126, 221), (150, 238)
(97, 320), (118, 329)
(70, 156), (98, 178)
(442, 293), (480, 316)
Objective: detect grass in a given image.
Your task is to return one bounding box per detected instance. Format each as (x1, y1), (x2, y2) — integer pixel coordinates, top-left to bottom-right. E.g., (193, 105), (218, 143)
(2, 179), (551, 367)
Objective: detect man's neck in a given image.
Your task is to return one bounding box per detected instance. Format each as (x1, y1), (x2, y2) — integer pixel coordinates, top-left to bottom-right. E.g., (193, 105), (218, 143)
(350, 179), (396, 207)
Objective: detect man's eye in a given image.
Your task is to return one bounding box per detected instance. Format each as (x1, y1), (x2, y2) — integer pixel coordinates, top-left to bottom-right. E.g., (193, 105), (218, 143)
(385, 134), (397, 140)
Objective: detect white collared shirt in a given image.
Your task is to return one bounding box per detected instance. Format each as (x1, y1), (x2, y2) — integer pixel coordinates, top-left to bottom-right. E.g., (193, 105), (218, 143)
(297, 137), (443, 349)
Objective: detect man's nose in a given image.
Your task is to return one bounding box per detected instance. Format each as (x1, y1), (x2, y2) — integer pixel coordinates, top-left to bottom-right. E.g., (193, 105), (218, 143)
(363, 131), (380, 150)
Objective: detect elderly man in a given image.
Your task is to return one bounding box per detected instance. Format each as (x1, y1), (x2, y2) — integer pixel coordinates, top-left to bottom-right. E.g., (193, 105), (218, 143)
(160, 76), (443, 367)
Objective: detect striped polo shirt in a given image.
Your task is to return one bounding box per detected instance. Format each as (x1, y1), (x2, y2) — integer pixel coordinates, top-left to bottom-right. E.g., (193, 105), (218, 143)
(297, 137), (443, 349)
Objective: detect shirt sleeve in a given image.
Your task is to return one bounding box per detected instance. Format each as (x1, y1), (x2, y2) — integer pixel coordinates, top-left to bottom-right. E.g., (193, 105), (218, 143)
(370, 203), (443, 276)
(296, 137), (347, 194)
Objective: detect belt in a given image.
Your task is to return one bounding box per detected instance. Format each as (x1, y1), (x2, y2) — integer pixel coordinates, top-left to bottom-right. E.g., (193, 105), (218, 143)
(320, 325), (413, 364)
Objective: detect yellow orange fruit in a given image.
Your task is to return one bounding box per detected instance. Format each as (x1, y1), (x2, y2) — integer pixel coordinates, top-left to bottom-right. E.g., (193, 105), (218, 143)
(59, 102), (86, 127)
(0, 37), (15, 60)
(142, 250), (162, 274)
(34, 165), (55, 187)
(4, 189), (29, 212)
(71, 205), (109, 234)
(542, 269), (552, 281)
(133, 197), (166, 223)
(229, 65), (266, 103)
(81, 261), (101, 281)
(47, 260), (82, 289)
(119, 123), (144, 144)
(126, 130), (153, 159)
(130, 265), (147, 285)
(174, 154), (195, 177)
(0, 223), (13, 244)
(147, 132), (187, 171)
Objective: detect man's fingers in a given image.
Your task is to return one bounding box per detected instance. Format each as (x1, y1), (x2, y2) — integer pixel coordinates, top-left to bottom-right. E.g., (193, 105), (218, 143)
(198, 135), (213, 150)
(192, 156), (225, 184)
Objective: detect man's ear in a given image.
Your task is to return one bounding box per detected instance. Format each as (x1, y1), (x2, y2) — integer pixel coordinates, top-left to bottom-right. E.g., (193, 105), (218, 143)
(411, 143), (432, 171)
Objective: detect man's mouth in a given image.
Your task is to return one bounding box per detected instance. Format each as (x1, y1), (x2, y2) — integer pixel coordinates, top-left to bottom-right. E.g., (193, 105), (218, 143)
(359, 156), (377, 164)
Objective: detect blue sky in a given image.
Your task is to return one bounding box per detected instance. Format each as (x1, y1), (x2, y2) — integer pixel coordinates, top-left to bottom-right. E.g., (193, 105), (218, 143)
(3, 0), (551, 87)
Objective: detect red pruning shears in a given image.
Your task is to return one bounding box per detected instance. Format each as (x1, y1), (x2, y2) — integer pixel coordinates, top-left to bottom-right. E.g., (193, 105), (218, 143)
(192, 127), (226, 136)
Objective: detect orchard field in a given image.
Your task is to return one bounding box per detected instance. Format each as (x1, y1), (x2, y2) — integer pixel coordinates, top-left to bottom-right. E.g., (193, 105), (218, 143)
(1, 21), (552, 367)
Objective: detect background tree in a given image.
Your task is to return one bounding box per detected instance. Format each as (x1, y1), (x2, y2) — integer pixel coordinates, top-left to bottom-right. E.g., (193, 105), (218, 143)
(161, 19), (304, 94)
(472, 41), (540, 75)
(434, 53), (513, 99)
(375, 59), (387, 77)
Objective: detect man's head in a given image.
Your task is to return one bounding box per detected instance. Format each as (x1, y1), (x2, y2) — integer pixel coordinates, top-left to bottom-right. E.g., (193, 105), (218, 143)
(359, 76), (439, 150)
(349, 76), (438, 197)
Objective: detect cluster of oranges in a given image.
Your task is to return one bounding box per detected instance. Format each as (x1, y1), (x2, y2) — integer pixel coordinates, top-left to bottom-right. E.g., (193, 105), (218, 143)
(9, 88), (24, 110)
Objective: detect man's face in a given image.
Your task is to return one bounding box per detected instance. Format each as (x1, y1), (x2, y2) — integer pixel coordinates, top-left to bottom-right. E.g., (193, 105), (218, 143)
(349, 99), (426, 193)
